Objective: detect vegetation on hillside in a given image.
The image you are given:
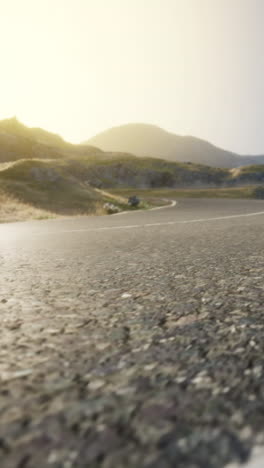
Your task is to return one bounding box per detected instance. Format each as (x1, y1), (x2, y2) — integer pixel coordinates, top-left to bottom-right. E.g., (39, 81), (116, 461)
(110, 186), (264, 200)
(0, 159), (132, 222)
(0, 118), (263, 222)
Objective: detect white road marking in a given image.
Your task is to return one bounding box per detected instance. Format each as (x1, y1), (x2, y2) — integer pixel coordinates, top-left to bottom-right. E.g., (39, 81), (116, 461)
(149, 199), (177, 211)
(36, 210), (264, 236)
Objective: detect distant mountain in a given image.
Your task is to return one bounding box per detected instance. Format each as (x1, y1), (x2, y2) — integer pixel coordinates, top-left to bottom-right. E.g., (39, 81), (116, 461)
(85, 123), (264, 168)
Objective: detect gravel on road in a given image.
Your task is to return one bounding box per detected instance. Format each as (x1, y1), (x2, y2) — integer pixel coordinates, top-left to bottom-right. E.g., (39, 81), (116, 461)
(0, 199), (264, 468)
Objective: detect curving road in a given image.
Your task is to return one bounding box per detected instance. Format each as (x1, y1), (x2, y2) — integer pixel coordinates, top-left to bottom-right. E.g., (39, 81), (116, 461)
(1, 199), (264, 468)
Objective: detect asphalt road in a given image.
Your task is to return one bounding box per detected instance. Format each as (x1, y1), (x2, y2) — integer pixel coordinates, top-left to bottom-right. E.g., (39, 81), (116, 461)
(1, 198), (264, 468)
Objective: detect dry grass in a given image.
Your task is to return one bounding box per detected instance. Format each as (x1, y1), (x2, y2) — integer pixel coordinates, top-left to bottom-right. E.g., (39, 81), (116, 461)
(0, 192), (55, 223)
(0, 184), (133, 223)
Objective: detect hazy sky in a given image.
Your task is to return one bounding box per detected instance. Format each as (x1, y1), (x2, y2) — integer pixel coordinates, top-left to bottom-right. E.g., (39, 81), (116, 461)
(1, 0), (264, 154)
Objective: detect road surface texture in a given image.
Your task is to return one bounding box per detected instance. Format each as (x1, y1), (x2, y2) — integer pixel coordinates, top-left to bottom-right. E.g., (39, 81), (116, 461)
(1, 198), (264, 468)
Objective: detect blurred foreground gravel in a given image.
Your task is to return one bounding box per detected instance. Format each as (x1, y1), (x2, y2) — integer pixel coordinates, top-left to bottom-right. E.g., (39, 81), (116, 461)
(0, 199), (264, 468)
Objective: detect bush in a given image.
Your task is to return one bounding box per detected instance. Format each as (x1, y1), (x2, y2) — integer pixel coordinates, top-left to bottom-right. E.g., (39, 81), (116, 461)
(128, 195), (140, 207)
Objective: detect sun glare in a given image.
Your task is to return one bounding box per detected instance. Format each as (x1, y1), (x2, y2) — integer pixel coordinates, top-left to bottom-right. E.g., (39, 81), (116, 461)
(0, 0), (263, 153)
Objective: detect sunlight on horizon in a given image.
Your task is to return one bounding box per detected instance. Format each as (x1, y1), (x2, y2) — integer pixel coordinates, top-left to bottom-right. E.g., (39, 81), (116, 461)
(1, 0), (264, 153)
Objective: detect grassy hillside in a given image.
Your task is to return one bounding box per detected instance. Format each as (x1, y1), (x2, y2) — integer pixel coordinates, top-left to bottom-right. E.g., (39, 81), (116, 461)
(0, 190), (56, 223)
(0, 118), (63, 162)
(0, 159), (132, 222)
(1, 156), (263, 223)
(110, 186), (264, 200)
(0, 117), (103, 163)
(64, 153), (264, 190)
(78, 154), (229, 188)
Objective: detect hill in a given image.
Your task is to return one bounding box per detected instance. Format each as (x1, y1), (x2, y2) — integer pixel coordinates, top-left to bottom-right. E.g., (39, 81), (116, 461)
(0, 117), (103, 163)
(0, 158), (132, 222)
(1, 118), (264, 222)
(1, 118), (264, 190)
(85, 123), (264, 168)
(80, 154), (229, 188)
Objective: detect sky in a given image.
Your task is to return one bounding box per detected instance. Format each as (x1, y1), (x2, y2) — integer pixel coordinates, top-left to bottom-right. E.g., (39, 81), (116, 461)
(0, 0), (264, 154)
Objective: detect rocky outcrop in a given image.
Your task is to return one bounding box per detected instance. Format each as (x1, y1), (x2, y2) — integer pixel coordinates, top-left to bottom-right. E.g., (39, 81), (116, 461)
(83, 161), (229, 189)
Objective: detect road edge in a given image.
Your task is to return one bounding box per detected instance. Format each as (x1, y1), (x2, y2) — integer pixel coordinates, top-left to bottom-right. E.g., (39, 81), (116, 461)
(114, 199), (177, 216)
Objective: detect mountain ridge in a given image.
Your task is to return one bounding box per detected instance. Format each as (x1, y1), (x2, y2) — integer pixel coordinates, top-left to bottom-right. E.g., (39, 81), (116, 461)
(0, 117), (103, 163)
(0, 118), (264, 189)
(85, 123), (264, 168)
